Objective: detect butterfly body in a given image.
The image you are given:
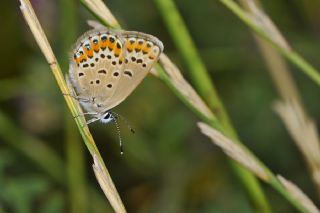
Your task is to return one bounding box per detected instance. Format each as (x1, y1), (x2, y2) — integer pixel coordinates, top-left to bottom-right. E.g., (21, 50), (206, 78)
(67, 28), (163, 124)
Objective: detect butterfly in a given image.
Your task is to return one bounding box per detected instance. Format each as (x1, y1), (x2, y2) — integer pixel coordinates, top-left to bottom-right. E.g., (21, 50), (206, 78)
(66, 28), (163, 126)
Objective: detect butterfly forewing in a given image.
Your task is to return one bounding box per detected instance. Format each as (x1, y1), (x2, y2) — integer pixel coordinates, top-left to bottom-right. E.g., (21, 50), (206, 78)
(101, 31), (163, 110)
(69, 29), (125, 112)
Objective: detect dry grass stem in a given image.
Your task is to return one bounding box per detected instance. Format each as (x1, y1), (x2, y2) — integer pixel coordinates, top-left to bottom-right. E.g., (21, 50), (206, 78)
(277, 175), (320, 213)
(81, 0), (119, 28)
(93, 155), (127, 213)
(19, 0), (56, 64)
(197, 122), (268, 180)
(221, 0), (320, 86)
(254, 37), (300, 100)
(241, 0), (299, 100)
(274, 100), (320, 194)
(245, 0), (290, 50)
(159, 54), (215, 120)
(19, 0), (126, 212)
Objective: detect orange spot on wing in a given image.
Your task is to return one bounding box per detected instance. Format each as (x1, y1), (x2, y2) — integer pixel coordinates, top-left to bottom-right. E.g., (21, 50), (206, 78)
(126, 39), (136, 52)
(79, 53), (87, 62)
(100, 37), (109, 49)
(142, 43), (150, 54)
(135, 41), (144, 52)
(114, 48), (121, 57)
(91, 39), (100, 52)
(108, 40), (115, 50)
(83, 47), (94, 58)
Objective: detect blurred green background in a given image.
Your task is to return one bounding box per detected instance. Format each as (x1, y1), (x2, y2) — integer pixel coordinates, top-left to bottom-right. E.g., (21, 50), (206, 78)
(1, 0), (320, 212)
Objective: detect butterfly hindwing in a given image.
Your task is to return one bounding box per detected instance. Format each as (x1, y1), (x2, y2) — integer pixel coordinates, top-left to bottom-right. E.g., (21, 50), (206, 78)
(101, 31), (163, 111)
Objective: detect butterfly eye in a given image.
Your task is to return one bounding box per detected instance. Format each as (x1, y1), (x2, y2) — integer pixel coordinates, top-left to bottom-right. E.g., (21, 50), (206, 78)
(104, 113), (111, 119)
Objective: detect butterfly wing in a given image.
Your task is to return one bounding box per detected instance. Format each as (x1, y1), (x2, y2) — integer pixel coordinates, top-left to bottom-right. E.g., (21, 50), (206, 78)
(68, 29), (126, 113)
(100, 31), (164, 111)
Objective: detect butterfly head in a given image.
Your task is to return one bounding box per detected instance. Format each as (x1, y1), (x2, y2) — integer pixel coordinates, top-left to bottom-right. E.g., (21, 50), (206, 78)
(100, 111), (114, 124)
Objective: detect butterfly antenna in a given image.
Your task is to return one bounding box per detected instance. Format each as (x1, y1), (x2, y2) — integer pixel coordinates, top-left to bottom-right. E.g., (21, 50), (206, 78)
(111, 112), (135, 134)
(112, 115), (124, 155)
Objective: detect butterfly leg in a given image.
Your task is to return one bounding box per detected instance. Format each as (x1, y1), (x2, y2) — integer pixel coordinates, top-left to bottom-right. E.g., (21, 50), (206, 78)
(86, 117), (101, 125)
(73, 112), (99, 119)
(63, 93), (91, 103)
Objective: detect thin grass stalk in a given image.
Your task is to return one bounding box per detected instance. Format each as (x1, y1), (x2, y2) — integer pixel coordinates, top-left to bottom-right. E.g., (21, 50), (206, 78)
(19, 1), (126, 212)
(219, 0), (320, 86)
(58, 0), (89, 211)
(236, 0), (301, 101)
(153, 0), (271, 212)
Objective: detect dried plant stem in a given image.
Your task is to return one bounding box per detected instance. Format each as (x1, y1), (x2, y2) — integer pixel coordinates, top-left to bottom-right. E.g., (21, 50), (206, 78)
(219, 0), (320, 86)
(154, 0), (271, 212)
(19, 0), (126, 212)
(58, 0), (88, 211)
(274, 101), (320, 196)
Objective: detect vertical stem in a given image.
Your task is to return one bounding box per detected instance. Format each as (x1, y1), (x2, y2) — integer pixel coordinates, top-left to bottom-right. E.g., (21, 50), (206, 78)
(154, 0), (271, 212)
(58, 0), (88, 212)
